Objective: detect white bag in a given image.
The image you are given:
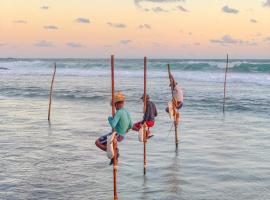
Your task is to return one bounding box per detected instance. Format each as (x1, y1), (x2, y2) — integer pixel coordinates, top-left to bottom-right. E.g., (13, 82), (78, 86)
(168, 101), (174, 121)
(107, 132), (116, 159)
(138, 127), (144, 142)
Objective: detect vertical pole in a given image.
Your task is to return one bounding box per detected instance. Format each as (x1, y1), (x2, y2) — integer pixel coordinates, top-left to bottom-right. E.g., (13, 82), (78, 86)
(223, 54), (229, 114)
(111, 55), (118, 200)
(143, 56), (147, 175)
(48, 63), (56, 121)
(174, 123), (178, 149)
(111, 55), (115, 117)
(167, 64), (178, 149)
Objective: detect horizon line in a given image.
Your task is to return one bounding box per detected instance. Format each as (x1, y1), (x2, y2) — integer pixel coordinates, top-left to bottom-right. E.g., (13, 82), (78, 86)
(1, 57), (270, 60)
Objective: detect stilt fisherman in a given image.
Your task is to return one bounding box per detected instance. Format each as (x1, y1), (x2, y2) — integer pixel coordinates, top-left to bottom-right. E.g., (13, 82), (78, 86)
(165, 73), (184, 126)
(95, 92), (133, 165)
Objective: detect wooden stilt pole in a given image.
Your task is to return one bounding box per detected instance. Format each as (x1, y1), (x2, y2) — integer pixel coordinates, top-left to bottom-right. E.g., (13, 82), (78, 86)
(48, 63), (56, 121)
(174, 122), (178, 149)
(223, 54), (229, 114)
(167, 64), (179, 149)
(111, 55), (118, 200)
(143, 56), (147, 175)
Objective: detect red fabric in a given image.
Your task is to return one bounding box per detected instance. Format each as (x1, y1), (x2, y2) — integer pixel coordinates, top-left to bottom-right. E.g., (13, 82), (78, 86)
(117, 135), (124, 142)
(146, 121), (155, 127)
(134, 121), (155, 131)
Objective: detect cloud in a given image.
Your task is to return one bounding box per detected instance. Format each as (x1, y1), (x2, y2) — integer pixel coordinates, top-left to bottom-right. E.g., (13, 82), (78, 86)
(135, 0), (185, 6)
(210, 35), (256, 46)
(107, 22), (127, 28)
(180, 43), (190, 48)
(0, 43), (8, 47)
(177, 5), (189, 12)
(66, 42), (85, 48)
(75, 18), (90, 24)
(152, 6), (168, 12)
(41, 6), (49, 10)
(222, 5), (239, 14)
(210, 35), (238, 44)
(139, 24), (151, 29)
(179, 30), (193, 36)
(263, 0), (270, 7)
(255, 33), (262, 37)
(140, 0), (184, 2)
(135, 0), (185, 12)
(264, 37), (270, 42)
(104, 44), (113, 48)
(44, 25), (59, 30)
(13, 20), (27, 24)
(120, 40), (132, 45)
(194, 42), (200, 46)
(250, 19), (257, 23)
(34, 40), (54, 48)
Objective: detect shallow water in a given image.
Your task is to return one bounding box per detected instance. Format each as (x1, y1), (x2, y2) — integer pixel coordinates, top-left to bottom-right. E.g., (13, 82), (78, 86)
(0, 59), (270, 200)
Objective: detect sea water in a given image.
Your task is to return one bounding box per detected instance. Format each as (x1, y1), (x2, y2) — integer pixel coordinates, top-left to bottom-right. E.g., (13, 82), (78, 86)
(0, 58), (269, 200)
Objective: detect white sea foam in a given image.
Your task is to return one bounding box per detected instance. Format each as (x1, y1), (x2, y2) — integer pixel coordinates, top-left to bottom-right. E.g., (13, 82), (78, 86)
(0, 59), (269, 86)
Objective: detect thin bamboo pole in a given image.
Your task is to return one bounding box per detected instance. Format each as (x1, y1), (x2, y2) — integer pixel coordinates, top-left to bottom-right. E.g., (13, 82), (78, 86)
(143, 57), (147, 175)
(111, 55), (118, 200)
(223, 54), (229, 114)
(167, 64), (178, 149)
(174, 125), (178, 149)
(48, 63), (56, 121)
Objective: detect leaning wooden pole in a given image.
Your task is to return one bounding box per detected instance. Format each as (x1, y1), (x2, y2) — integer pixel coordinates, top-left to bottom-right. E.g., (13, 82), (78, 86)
(167, 64), (178, 149)
(48, 62), (56, 121)
(143, 56), (147, 175)
(111, 55), (118, 200)
(223, 54), (229, 114)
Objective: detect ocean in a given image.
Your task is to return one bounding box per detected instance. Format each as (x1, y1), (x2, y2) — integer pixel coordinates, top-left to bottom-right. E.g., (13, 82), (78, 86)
(0, 58), (269, 200)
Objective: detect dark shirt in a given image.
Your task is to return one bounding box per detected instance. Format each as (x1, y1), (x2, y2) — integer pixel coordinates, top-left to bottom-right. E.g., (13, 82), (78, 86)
(142, 101), (157, 123)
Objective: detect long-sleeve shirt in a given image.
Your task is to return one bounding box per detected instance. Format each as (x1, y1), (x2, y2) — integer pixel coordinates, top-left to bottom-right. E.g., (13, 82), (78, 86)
(108, 108), (133, 136)
(173, 85), (184, 103)
(142, 101), (157, 123)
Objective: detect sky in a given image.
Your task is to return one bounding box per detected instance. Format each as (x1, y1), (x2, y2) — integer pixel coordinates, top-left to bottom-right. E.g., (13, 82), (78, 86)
(0, 0), (270, 58)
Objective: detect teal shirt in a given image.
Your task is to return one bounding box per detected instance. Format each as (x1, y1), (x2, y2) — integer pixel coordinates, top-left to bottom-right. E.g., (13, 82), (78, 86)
(108, 108), (133, 136)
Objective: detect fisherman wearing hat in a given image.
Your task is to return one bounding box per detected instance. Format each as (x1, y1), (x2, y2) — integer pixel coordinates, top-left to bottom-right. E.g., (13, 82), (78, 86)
(95, 91), (133, 165)
(165, 73), (184, 126)
(132, 94), (158, 139)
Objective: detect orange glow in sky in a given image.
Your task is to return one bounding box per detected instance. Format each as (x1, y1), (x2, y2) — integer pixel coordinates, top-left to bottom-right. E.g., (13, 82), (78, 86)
(0, 0), (270, 58)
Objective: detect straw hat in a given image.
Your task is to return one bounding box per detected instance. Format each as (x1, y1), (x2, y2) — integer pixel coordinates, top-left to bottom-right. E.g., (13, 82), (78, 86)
(114, 91), (125, 103)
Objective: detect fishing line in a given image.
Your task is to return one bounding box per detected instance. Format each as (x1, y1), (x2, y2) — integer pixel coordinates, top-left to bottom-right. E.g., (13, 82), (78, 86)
(167, 122), (174, 137)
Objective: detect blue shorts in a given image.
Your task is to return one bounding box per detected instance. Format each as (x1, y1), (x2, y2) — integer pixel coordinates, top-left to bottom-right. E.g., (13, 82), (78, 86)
(98, 132), (124, 145)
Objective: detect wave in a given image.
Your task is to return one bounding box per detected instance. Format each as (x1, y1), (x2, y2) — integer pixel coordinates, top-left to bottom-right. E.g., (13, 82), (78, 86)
(1, 58), (270, 73)
(0, 86), (109, 101)
(229, 63), (270, 73)
(0, 59), (269, 87)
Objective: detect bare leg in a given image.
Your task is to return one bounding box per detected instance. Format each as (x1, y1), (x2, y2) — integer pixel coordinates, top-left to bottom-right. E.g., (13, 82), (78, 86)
(132, 122), (141, 131)
(132, 125), (139, 131)
(95, 139), (107, 151)
(146, 129), (154, 139)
